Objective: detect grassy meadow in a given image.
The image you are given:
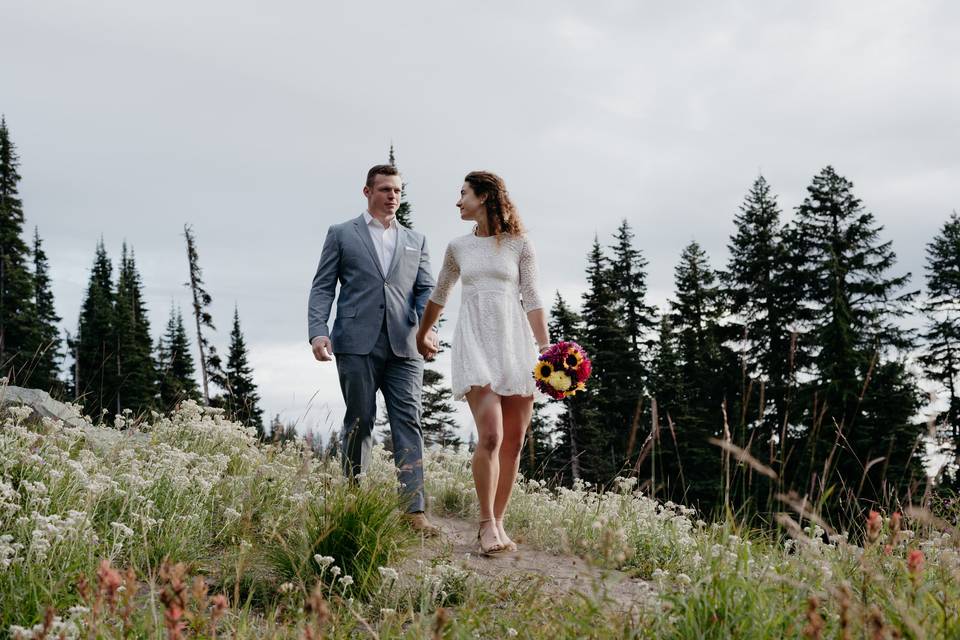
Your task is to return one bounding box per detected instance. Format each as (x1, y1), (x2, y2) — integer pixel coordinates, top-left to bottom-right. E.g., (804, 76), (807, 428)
(1, 398), (958, 639)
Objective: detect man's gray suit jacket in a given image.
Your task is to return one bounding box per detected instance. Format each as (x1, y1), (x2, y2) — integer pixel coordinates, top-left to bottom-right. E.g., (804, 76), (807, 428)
(308, 214), (435, 357)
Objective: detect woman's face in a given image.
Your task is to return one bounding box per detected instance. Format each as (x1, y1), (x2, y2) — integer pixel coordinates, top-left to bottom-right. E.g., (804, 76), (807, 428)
(456, 182), (485, 222)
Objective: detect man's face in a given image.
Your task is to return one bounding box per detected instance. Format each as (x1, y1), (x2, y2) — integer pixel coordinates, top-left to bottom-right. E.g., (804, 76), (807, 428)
(363, 174), (402, 218)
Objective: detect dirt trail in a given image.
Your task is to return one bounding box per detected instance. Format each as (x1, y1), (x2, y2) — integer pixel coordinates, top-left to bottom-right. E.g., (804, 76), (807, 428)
(404, 515), (656, 610)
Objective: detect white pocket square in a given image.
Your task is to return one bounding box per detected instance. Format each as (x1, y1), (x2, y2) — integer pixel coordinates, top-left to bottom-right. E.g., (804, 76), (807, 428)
(404, 246), (418, 251)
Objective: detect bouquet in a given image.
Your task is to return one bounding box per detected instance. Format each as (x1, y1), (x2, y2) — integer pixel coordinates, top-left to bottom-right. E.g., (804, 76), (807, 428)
(533, 341), (592, 400)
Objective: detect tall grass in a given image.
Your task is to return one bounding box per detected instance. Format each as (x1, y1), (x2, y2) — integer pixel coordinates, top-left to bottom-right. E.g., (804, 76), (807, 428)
(3, 398), (959, 638)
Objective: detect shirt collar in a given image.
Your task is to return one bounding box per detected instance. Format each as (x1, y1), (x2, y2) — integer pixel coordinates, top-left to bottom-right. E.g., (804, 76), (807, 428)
(363, 210), (397, 230)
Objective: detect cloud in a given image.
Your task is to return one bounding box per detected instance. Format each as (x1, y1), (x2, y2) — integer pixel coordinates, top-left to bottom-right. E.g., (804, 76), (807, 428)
(3, 0), (958, 427)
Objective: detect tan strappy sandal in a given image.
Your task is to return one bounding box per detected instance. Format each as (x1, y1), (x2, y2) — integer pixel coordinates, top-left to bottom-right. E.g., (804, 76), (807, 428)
(495, 518), (518, 552)
(477, 518), (507, 556)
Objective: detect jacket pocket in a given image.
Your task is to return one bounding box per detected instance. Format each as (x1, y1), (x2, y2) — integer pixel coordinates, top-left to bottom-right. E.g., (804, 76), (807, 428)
(338, 305), (357, 318)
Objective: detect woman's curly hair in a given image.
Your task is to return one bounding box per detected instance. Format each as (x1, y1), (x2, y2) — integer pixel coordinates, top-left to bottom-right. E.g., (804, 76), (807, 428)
(464, 171), (524, 239)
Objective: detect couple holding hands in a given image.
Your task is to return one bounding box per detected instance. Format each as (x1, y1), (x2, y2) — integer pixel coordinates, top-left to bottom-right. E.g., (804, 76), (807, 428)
(307, 164), (549, 556)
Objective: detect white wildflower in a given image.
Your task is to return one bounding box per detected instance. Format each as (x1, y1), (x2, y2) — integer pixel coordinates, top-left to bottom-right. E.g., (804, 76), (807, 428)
(378, 566), (399, 581)
(339, 575), (354, 588)
(314, 554), (335, 568)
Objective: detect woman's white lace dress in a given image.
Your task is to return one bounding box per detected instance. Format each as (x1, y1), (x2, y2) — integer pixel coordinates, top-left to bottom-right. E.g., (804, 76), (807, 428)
(429, 233), (543, 401)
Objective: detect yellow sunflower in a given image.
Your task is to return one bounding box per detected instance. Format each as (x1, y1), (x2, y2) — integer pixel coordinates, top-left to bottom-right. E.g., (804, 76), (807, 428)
(563, 347), (584, 370)
(534, 361), (554, 382)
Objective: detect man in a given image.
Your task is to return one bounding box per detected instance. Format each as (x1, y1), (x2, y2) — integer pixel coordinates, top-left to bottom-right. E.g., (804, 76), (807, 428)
(308, 164), (441, 536)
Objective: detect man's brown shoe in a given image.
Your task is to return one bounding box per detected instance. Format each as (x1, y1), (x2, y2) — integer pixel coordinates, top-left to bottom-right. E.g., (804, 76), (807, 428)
(404, 512), (441, 538)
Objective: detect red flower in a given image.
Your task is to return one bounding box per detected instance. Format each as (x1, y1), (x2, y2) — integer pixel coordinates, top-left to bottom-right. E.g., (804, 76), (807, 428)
(907, 550), (924, 576)
(866, 510), (882, 544)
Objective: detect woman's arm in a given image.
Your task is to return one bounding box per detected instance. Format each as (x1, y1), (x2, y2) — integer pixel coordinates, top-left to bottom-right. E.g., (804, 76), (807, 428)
(527, 307), (550, 353)
(519, 236), (550, 352)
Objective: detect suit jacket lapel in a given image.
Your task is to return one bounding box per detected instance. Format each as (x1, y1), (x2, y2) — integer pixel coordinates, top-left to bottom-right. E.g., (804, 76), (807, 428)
(353, 215), (385, 279)
(386, 225), (407, 279)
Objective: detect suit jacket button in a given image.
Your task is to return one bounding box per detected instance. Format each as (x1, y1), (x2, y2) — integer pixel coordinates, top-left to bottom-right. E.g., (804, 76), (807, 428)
(379, 304), (384, 309)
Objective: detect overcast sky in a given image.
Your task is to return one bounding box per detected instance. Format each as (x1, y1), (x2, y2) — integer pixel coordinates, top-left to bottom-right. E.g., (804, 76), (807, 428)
(3, 0), (958, 441)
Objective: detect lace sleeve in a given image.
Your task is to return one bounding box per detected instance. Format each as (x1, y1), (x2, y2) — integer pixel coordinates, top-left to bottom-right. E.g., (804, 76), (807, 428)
(428, 242), (460, 306)
(519, 236), (544, 312)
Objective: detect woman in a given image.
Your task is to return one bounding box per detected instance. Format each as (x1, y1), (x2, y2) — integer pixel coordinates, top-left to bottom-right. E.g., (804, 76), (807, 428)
(417, 171), (550, 556)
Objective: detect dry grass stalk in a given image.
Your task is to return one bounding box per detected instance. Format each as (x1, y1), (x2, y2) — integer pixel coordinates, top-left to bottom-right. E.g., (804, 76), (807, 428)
(775, 513), (816, 548)
(708, 437), (778, 480)
(802, 595), (825, 639)
(432, 607), (451, 640)
(775, 491), (839, 542)
(302, 581), (330, 640)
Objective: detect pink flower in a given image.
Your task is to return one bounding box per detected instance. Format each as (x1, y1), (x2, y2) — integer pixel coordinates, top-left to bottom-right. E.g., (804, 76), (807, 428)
(907, 550), (924, 576)
(866, 510), (882, 544)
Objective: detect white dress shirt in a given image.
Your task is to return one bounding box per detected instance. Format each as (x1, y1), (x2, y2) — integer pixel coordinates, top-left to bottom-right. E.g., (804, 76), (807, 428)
(363, 211), (398, 275)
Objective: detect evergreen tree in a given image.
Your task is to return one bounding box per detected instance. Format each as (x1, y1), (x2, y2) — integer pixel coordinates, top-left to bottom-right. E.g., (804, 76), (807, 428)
(608, 220), (658, 478)
(723, 176), (807, 509)
(0, 116), (39, 383)
(155, 304), (200, 410)
(608, 219), (657, 371)
(921, 211), (960, 479)
(519, 399), (558, 482)
(219, 306), (265, 435)
(327, 428), (342, 459)
(648, 315), (688, 500)
(668, 241), (733, 509)
(183, 224), (223, 404)
(75, 240), (117, 420)
(30, 228), (63, 392)
(548, 291), (585, 483)
(388, 144), (413, 228)
(578, 237), (635, 483)
(114, 243), (156, 415)
(421, 367), (460, 447)
(787, 166), (921, 505)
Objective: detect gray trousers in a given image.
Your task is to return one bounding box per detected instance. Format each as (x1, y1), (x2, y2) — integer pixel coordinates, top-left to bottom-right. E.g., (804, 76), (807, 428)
(335, 324), (426, 513)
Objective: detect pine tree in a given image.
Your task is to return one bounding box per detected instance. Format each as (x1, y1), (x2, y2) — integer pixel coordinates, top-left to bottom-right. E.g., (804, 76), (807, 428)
(648, 315), (687, 500)
(578, 237), (635, 483)
(75, 240), (117, 420)
(220, 306), (265, 435)
(114, 243), (156, 415)
(519, 399), (558, 482)
(388, 144), (413, 228)
(608, 219), (657, 371)
(30, 228), (63, 392)
(787, 166), (921, 505)
(0, 116), (39, 384)
(548, 291), (585, 483)
(183, 224), (223, 404)
(668, 241), (733, 509)
(920, 211), (960, 482)
(421, 367), (460, 447)
(155, 304), (200, 410)
(723, 176), (806, 509)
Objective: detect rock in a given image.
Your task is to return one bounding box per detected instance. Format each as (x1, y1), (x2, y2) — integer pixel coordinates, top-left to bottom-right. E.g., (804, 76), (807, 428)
(0, 384), (148, 451)
(0, 384), (90, 430)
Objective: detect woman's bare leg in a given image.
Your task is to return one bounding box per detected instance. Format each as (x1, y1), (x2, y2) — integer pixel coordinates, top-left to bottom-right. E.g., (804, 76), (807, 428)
(494, 394), (533, 549)
(465, 385), (504, 551)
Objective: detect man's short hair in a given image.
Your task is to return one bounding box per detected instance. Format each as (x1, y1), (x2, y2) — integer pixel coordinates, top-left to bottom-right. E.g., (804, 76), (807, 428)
(366, 164), (401, 188)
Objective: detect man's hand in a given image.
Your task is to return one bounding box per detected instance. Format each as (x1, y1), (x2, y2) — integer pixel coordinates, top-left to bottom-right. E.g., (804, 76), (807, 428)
(311, 336), (333, 362)
(417, 330), (439, 361)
